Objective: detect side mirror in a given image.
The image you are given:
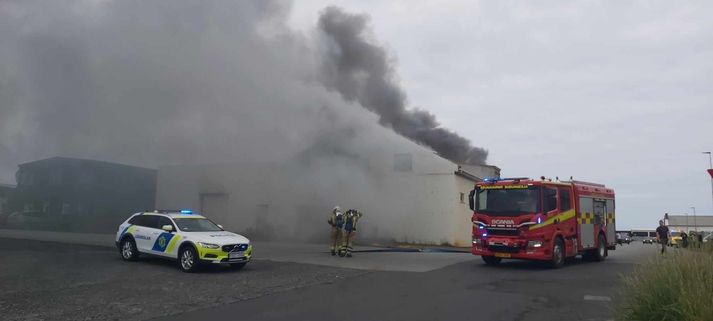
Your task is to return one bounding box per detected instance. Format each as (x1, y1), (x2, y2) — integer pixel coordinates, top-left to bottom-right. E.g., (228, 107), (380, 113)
(217, 224), (223, 229)
(162, 225), (174, 232)
(468, 189), (475, 211)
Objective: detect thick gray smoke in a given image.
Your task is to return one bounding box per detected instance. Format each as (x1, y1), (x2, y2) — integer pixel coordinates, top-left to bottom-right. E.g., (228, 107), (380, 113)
(317, 7), (488, 165)
(0, 0), (490, 243)
(0, 1), (487, 183)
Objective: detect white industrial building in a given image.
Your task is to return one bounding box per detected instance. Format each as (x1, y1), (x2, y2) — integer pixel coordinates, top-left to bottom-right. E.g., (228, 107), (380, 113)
(156, 144), (499, 247)
(665, 214), (713, 234)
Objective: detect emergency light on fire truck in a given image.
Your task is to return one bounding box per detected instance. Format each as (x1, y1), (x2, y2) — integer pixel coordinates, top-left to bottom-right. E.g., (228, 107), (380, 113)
(482, 177), (530, 183)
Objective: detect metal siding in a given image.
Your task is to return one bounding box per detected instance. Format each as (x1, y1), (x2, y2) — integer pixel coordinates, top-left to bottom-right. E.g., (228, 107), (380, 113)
(579, 197), (594, 248)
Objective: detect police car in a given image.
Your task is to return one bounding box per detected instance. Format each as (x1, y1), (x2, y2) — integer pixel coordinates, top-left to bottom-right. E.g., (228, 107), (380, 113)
(115, 210), (252, 272)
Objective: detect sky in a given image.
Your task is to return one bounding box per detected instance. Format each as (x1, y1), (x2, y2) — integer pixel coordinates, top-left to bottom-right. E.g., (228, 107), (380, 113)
(288, 1), (713, 229)
(0, 1), (711, 230)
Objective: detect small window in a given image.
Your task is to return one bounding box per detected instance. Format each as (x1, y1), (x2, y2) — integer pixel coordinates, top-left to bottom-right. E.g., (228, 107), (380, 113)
(142, 215), (160, 228)
(157, 216), (175, 230)
(559, 188), (571, 211)
(130, 215), (159, 228)
(544, 187), (557, 213)
(460, 192), (465, 204)
(128, 215), (142, 225)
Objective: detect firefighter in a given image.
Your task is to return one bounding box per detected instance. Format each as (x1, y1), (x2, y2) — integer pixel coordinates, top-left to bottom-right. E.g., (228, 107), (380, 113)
(339, 209), (363, 257)
(327, 206), (344, 255)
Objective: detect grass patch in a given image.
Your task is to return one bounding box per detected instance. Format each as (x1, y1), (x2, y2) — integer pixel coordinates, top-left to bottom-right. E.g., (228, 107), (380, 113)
(618, 243), (713, 321)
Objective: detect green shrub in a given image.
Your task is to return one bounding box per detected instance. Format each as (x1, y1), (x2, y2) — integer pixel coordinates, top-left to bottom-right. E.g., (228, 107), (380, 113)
(618, 249), (713, 321)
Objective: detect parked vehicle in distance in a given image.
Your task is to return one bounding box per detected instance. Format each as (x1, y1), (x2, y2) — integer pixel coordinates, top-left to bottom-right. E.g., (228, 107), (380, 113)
(669, 231), (682, 247)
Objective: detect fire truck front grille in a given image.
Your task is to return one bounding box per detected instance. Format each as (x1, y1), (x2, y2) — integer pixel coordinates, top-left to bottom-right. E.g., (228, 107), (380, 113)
(487, 244), (521, 253)
(487, 228), (519, 236)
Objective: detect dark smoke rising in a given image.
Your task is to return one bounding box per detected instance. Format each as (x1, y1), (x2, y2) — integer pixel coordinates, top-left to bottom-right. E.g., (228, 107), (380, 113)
(317, 7), (488, 165)
(0, 1), (488, 243)
(0, 0), (488, 183)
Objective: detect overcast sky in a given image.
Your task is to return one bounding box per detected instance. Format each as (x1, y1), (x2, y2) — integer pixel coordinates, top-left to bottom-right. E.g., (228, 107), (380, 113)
(289, 1), (713, 229)
(1, 1), (710, 230)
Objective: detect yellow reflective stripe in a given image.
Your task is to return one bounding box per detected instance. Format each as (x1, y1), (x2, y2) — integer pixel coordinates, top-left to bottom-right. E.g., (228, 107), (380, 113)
(165, 234), (181, 253)
(127, 226), (137, 234)
(529, 209), (576, 230)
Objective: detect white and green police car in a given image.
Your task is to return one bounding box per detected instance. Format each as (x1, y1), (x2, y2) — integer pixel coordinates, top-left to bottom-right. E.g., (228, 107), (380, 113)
(115, 210), (252, 272)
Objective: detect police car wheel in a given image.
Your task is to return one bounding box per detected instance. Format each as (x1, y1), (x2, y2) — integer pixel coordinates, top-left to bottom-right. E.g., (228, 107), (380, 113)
(120, 238), (139, 261)
(179, 246), (199, 272)
(230, 262), (247, 270)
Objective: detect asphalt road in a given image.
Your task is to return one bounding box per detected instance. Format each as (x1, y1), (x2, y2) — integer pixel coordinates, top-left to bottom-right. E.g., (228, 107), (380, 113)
(0, 238), (656, 321)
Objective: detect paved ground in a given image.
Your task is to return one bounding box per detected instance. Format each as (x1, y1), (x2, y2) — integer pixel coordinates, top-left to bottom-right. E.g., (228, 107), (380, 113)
(159, 243), (656, 321)
(0, 232), (657, 321)
(0, 229), (473, 272)
(0, 238), (365, 321)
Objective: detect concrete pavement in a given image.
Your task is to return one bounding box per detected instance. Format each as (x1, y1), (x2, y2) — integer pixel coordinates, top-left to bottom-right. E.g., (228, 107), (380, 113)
(157, 243), (655, 321)
(0, 230), (656, 321)
(0, 229), (473, 272)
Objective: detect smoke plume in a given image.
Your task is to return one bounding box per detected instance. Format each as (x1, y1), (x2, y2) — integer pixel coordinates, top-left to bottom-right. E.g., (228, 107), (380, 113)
(0, 1), (487, 183)
(317, 7), (488, 165)
(0, 0), (488, 243)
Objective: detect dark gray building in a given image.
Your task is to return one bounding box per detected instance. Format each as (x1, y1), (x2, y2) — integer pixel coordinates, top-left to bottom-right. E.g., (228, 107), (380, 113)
(0, 183), (15, 226)
(7, 157), (156, 232)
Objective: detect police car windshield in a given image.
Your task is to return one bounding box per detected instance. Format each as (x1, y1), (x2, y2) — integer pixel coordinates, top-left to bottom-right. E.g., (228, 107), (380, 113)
(476, 185), (540, 216)
(173, 217), (223, 232)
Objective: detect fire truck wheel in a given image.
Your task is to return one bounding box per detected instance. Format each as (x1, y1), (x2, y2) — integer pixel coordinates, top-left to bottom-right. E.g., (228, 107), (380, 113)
(593, 234), (607, 262)
(550, 238), (565, 268)
(482, 256), (501, 265)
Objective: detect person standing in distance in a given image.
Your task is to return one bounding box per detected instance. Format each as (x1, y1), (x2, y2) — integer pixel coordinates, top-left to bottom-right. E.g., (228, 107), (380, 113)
(655, 220), (671, 255)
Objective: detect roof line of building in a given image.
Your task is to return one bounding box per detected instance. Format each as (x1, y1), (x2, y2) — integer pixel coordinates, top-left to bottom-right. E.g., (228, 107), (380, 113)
(454, 169), (481, 182)
(19, 156), (155, 171)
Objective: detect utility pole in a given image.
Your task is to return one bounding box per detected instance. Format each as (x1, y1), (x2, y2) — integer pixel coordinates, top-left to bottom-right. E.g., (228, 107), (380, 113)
(704, 151), (713, 215)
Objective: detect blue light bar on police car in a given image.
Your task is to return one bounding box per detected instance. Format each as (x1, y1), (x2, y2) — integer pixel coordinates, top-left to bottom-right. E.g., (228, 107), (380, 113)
(180, 209), (193, 214)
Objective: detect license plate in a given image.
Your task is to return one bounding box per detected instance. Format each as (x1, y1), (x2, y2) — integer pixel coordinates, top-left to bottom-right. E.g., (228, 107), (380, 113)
(228, 252), (244, 259)
(494, 253), (511, 258)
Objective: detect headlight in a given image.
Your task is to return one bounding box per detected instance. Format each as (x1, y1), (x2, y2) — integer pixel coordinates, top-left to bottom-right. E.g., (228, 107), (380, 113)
(527, 240), (543, 248)
(472, 237), (481, 245)
(197, 242), (220, 249)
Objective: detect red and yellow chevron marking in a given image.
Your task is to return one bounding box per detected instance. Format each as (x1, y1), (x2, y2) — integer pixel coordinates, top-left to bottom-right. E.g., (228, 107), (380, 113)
(578, 212), (594, 224)
(606, 213), (615, 224)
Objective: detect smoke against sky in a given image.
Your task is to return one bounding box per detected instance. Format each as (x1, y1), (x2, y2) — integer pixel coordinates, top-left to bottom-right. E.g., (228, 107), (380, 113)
(317, 7), (487, 165)
(0, 0), (487, 182)
(289, 1), (713, 229)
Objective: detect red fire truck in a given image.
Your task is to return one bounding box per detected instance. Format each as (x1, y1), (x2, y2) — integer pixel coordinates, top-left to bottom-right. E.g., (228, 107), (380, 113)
(468, 177), (616, 268)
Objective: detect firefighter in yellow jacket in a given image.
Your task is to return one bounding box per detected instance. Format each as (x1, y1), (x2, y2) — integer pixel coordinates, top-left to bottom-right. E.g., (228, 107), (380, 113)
(327, 206), (344, 255)
(339, 209), (363, 257)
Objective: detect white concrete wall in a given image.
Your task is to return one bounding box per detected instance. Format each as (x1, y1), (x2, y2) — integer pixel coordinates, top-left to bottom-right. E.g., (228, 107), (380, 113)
(156, 146), (490, 245)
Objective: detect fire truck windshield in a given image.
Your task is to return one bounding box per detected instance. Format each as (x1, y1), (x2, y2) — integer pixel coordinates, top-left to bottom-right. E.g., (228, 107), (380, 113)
(475, 185), (541, 216)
